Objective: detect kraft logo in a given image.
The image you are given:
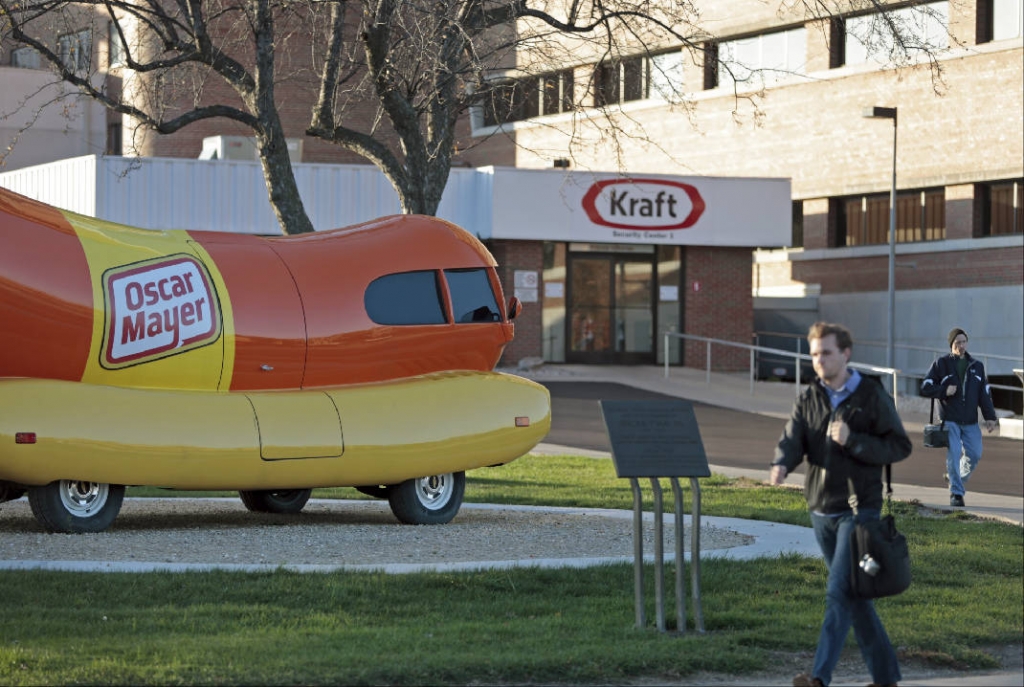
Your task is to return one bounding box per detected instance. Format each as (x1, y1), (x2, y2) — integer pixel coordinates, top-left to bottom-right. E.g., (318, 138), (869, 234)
(581, 179), (705, 230)
(101, 255), (221, 369)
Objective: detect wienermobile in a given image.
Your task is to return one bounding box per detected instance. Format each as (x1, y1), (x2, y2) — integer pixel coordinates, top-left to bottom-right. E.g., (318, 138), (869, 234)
(0, 186), (551, 533)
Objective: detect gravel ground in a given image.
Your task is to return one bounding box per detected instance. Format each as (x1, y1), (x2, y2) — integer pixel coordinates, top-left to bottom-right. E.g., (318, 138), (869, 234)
(0, 497), (753, 572)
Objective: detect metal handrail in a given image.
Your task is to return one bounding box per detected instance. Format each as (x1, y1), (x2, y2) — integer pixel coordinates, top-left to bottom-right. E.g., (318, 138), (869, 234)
(753, 331), (1024, 399)
(664, 332), (902, 409)
(755, 330), (1024, 364)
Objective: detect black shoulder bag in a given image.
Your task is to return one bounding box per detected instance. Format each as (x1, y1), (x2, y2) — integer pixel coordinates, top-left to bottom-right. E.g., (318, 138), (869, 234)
(923, 398), (948, 448)
(848, 466), (911, 599)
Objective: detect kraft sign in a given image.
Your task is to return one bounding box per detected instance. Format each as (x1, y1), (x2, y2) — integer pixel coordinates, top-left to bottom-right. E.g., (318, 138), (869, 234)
(581, 179), (705, 231)
(101, 255), (222, 369)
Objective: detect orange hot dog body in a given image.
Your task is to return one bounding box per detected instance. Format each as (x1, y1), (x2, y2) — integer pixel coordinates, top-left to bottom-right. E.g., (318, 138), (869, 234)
(0, 187), (514, 392)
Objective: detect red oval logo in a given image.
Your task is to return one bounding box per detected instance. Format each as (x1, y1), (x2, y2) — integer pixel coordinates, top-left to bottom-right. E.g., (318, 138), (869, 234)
(581, 179), (705, 230)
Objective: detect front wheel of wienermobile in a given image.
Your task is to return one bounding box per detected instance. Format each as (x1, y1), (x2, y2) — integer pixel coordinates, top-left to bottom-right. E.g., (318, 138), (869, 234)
(387, 471), (465, 525)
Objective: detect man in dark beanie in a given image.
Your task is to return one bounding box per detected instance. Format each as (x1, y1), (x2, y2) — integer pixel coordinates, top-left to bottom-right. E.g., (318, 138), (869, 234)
(921, 327), (999, 507)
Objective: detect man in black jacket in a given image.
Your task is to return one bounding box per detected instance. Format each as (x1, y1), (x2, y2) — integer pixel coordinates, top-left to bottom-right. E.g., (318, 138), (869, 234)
(770, 321), (911, 687)
(921, 327), (998, 507)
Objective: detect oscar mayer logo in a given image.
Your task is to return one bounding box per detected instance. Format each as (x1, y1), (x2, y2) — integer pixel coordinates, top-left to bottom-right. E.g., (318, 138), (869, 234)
(581, 179), (706, 231)
(101, 255), (221, 369)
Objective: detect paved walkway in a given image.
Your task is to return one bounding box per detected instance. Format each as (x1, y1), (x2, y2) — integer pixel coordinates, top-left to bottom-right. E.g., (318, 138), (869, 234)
(514, 363), (1024, 527)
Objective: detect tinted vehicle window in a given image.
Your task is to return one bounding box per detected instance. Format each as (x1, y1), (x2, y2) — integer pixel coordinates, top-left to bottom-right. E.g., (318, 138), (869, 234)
(446, 268), (501, 323)
(365, 271), (446, 325)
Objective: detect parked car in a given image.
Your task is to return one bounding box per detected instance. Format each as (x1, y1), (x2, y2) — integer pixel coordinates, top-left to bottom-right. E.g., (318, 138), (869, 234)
(754, 332), (815, 382)
(0, 187), (550, 533)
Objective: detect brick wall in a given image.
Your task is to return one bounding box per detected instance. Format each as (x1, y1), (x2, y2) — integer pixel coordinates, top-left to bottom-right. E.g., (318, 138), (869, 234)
(488, 240), (544, 366)
(683, 247), (753, 370)
(791, 247), (1023, 294)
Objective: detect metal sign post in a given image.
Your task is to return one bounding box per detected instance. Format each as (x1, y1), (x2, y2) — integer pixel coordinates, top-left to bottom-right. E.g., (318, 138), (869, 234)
(600, 399), (711, 634)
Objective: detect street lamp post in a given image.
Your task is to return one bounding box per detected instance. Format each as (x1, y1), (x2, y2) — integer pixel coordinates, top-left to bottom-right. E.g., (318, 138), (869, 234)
(863, 106), (898, 373)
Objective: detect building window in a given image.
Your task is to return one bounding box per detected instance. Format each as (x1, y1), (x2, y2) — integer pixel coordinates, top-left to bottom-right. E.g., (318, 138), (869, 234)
(718, 26), (807, 89)
(541, 70), (574, 116)
(984, 180), (1023, 235)
(792, 201), (804, 248)
(650, 50), (684, 102)
(978, 0), (1024, 41)
(844, 1), (948, 66)
(481, 69), (573, 126)
(108, 21), (125, 67)
(839, 189), (946, 246)
(829, 17), (846, 69)
(594, 56), (647, 107)
(481, 78), (535, 126)
(106, 122), (122, 156)
(11, 46), (41, 69)
(58, 29), (92, 72)
(702, 43), (719, 89)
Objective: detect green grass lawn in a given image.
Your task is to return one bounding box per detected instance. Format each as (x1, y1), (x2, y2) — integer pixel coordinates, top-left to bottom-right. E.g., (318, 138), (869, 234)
(2, 454), (1020, 685)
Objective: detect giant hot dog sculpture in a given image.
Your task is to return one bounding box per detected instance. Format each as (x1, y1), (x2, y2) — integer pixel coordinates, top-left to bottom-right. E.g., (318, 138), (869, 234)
(0, 187), (551, 532)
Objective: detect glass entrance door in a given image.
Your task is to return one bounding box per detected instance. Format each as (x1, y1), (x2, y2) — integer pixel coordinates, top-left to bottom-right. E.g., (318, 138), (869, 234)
(567, 254), (654, 364)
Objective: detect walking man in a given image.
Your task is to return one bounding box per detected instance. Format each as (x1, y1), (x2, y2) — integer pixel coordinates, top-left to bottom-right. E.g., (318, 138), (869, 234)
(770, 322), (911, 687)
(921, 327), (998, 507)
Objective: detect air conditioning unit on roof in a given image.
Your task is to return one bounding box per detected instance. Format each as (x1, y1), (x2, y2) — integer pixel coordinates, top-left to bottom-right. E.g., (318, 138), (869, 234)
(199, 135), (303, 163)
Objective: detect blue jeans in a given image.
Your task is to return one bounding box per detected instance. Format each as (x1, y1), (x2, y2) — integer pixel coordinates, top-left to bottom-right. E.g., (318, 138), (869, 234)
(946, 422), (983, 497)
(809, 509), (901, 686)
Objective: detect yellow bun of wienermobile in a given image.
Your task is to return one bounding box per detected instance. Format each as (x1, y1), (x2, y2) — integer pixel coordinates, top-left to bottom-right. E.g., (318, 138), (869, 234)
(0, 187), (550, 533)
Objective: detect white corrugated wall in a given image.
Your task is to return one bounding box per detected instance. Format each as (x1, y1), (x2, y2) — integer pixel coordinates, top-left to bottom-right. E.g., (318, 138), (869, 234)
(0, 155), (492, 237)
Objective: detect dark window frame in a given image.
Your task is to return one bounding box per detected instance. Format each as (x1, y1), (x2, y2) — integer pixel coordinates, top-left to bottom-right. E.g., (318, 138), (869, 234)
(702, 43), (719, 89)
(481, 69), (574, 126)
(829, 17), (846, 68)
(593, 56), (648, 107)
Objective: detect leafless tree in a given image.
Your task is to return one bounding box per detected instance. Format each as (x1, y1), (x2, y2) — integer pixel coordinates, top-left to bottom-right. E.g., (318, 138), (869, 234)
(1, 0), (949, 234)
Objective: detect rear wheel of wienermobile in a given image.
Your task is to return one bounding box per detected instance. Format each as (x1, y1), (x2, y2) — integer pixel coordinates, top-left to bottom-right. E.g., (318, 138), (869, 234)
(28, 480), (125, 533)
(238, 488), (313, 514)
(387, 471), (465, 525)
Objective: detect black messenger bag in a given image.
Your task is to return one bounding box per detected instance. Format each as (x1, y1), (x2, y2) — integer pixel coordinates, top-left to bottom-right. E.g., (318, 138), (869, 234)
(923, 399), (948, 449)
(848, 467), (911, 600)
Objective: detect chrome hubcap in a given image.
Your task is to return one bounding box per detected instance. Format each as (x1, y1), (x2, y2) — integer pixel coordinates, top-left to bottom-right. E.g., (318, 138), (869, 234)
(414, 474), (453, 511)
(58, 480), (109, 516)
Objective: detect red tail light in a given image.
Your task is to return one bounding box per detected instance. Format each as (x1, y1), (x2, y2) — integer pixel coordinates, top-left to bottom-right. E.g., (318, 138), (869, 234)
(15, 432), (37, 444)
(515, 417), (530, 427)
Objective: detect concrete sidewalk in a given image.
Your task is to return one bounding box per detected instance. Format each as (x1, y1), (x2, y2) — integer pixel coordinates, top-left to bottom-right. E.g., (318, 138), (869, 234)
(513, 363), (1024, 527)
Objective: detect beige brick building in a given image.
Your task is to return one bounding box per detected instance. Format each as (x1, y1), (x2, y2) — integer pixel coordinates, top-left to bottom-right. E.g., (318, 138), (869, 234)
(458, 0), (1023, 390)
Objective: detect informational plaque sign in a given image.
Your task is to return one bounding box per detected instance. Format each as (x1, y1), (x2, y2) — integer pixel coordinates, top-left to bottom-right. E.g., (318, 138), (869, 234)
(599, 398), (711, 634)
(599, 399), (710, 479)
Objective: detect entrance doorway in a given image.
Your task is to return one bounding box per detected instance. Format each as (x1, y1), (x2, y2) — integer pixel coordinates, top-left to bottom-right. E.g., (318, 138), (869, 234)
(566, 251), (655, 364)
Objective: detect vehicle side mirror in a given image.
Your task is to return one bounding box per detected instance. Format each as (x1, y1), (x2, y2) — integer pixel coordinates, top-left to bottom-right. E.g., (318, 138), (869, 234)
(507, 297), (523, 321)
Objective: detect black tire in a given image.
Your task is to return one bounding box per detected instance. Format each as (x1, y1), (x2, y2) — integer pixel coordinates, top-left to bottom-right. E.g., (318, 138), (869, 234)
(27, 480), (125, 533)
(354, 485), (389, 499)
(387, 471), (465, 525)
(238, 488), (312, 514)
